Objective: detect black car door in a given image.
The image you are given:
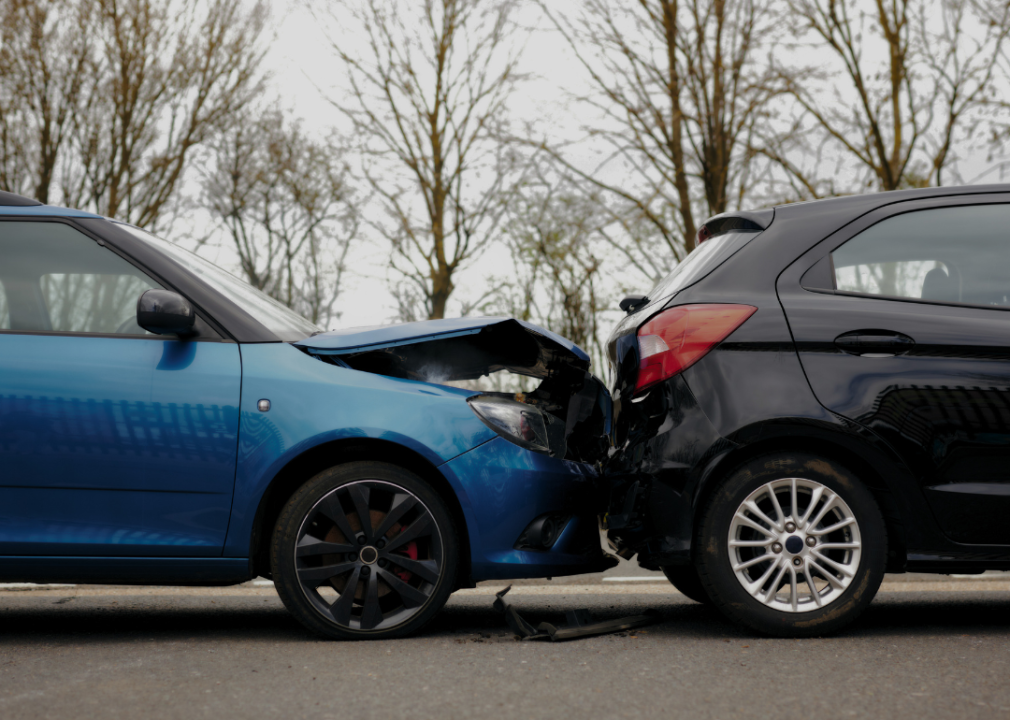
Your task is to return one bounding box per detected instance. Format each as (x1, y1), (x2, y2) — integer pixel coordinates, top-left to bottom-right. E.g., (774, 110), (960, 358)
(777, 195), (1010, 545)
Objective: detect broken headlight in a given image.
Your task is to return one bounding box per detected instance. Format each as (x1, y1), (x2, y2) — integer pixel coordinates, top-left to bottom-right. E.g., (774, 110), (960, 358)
(467, 395), (567, 457)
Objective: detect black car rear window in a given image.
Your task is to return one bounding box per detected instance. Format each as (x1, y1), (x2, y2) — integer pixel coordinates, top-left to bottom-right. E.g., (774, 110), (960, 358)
(648, 226), (763, 303)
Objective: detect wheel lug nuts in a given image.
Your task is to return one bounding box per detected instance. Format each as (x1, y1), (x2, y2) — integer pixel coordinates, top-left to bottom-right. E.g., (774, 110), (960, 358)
(348, 553), (357, 562)
(792, 557), (802, 567)
(806, 536), (817, 547)
(376, 539), (385, 549)
(785, 522), (796, 533)
(378, 558), (387, 568)
(771, 542), (783, 553)
(357, 536), (367, 545)
(360, 566), (370, 577)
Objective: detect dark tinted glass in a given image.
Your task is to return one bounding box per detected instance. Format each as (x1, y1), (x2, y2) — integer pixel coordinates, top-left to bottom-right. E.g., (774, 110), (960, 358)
(832, 205), (1010, 307)
(648, 229), (762, 302)
(0, 221), (161, 333)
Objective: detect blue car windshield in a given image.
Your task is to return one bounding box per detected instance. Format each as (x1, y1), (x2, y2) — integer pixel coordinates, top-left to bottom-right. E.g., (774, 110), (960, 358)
(116, 223), (321, 341)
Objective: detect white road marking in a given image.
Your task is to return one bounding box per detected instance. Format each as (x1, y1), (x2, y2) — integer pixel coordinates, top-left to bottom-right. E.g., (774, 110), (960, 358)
(602, 576), (667, 583)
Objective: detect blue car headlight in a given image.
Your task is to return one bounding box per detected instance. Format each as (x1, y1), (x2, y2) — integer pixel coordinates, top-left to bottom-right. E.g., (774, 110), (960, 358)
(467, 395), (568, 458)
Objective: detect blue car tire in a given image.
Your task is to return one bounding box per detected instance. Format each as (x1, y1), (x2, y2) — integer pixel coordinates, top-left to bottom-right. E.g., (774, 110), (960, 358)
(271, 461), (459, 640)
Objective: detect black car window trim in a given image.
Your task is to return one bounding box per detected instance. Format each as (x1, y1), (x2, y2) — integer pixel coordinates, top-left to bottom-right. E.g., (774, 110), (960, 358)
(0, 216), (227, 341)
(790, 194), (1010, 315)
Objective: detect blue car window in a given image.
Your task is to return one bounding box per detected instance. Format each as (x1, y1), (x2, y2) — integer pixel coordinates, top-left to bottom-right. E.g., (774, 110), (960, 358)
(0, 280), (8, 329)
(115, 223), (322, 341)
(0, 221), (162, 334)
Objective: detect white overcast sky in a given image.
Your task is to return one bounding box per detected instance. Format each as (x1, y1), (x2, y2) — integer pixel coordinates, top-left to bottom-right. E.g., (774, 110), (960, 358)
(183, 0), (1009, 332)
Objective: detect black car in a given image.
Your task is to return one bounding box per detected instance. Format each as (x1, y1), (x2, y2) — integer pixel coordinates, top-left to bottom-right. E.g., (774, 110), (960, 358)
(605, 184), (1010, 636)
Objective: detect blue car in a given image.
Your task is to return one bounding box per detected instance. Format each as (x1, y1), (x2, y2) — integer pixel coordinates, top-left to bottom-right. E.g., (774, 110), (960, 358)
(0, 191), (616, 638)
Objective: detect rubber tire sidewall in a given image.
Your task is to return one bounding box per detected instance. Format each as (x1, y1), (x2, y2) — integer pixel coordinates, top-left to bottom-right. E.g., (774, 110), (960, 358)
(696, 453), (886, 637)
(662, 564), (712, 604)
(271, 461), (459, 640)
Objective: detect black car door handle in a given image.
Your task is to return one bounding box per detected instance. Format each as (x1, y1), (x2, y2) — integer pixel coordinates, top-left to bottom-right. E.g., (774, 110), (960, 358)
(834, 330), (915, 357)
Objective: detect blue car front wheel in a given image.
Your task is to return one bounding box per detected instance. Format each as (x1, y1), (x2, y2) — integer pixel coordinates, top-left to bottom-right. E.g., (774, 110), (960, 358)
(271, 461), (459, 640)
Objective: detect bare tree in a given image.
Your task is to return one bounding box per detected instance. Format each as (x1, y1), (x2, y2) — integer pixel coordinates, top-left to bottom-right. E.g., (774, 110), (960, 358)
(320, 0), (522, 320)
(491, 169), (614, 371)
(779, 0), (1010, 191)
(0, 0), (268, 228)
(538, 0), (786, 268)
(0, 0), (95, 201)
(200, 110), (358, 328)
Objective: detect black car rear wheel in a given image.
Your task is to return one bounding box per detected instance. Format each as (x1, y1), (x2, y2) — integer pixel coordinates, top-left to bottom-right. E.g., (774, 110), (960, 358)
(271, 461), (458, 640)
(695, 453), (886, 637)
(662, 565), (711, 604)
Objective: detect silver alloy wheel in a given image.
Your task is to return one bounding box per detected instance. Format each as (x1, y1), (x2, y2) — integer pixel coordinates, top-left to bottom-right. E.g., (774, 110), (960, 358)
(294, 480), (444, 632)
(727, 477), (862, 613)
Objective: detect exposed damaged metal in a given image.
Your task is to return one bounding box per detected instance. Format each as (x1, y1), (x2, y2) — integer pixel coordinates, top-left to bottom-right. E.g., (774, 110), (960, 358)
(296, 317), (613, 464)
(492, 586), (660, 641)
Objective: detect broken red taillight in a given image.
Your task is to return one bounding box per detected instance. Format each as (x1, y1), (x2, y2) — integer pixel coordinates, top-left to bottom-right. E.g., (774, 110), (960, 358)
(634, 304), (757, 394)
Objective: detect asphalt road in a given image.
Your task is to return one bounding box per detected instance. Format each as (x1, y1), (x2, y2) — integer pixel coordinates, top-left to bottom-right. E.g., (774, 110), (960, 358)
(2, 576), (1010, 720)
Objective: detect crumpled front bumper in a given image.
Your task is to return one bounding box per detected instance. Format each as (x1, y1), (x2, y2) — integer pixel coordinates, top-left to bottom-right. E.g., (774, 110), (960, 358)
(442, 436), (618, 581)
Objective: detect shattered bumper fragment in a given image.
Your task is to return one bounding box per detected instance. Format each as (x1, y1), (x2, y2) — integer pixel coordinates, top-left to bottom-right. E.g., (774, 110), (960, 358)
(492, 586), (660, 641)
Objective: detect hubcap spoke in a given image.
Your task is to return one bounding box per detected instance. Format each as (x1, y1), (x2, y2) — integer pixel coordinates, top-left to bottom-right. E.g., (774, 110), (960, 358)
(788, 567), (799, 612)
(810, 517), (856, 536)
(799, 486), (826, 528)
(296, 537), (356, 557)
(385, 514), (434, 552)
(767, 484), (786, 528)
(811, 549), (856, 577)
(377, 567), (431, 608)
(804, 561), (823, 607)
(359, 573), (383, 630)
(330, 566), (362, 625)
(298, 560), (356, 583)
(745, 557), (780, 596)
(387, 555), (440, 584)
(317, 495), (358, 543)
(729, 538), (774, 548)
(733, 512), (777, 537)
(373, 494), (417, 539)
(743, 500), (782, 533)
(733, 553), (773, 572)
(347, 485), (374, 543)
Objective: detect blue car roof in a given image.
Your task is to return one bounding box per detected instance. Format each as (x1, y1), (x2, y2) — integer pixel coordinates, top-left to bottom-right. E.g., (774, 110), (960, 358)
(296, 317), (591, 364)
(0, 204), (102, 218)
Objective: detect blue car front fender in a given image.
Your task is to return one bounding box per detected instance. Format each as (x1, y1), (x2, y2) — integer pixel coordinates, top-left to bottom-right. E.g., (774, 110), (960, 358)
(223, 342), (495, 556)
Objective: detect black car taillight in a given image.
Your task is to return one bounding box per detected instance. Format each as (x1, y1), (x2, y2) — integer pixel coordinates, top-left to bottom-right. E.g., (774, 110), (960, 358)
(467, 395), (567, 457)
(635, 304), (756, 394)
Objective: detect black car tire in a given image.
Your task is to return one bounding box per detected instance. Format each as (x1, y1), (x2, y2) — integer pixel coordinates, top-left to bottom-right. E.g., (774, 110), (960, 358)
(662, 565), (711, 604)
(695, 453), (886, 637)
(271, 461), (458, 640)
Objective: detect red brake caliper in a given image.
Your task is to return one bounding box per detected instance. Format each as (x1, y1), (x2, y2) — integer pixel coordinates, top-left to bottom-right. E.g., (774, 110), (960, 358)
(395, 541), (418, 583)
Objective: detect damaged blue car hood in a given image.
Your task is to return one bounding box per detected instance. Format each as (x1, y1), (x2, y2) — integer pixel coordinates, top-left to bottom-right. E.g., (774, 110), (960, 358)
(295, 317), (592, 381)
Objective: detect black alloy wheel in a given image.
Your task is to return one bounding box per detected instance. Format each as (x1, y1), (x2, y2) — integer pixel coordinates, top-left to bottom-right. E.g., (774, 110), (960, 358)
(695, 453), (886, 637)
(271, 461), (458, 640)
(662, 565), (711, 604)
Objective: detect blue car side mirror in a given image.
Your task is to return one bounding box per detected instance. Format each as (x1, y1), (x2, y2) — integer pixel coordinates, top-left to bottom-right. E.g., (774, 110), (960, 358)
(137, 289), (196, 337)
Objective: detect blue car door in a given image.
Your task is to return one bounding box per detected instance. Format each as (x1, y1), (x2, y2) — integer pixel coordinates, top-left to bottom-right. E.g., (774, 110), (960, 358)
(0, 220), (241, 556)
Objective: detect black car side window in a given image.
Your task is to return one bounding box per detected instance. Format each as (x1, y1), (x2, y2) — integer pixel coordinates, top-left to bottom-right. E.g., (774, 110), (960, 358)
(0, 221), (163, 334)
(830, 204), (1010, 308)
